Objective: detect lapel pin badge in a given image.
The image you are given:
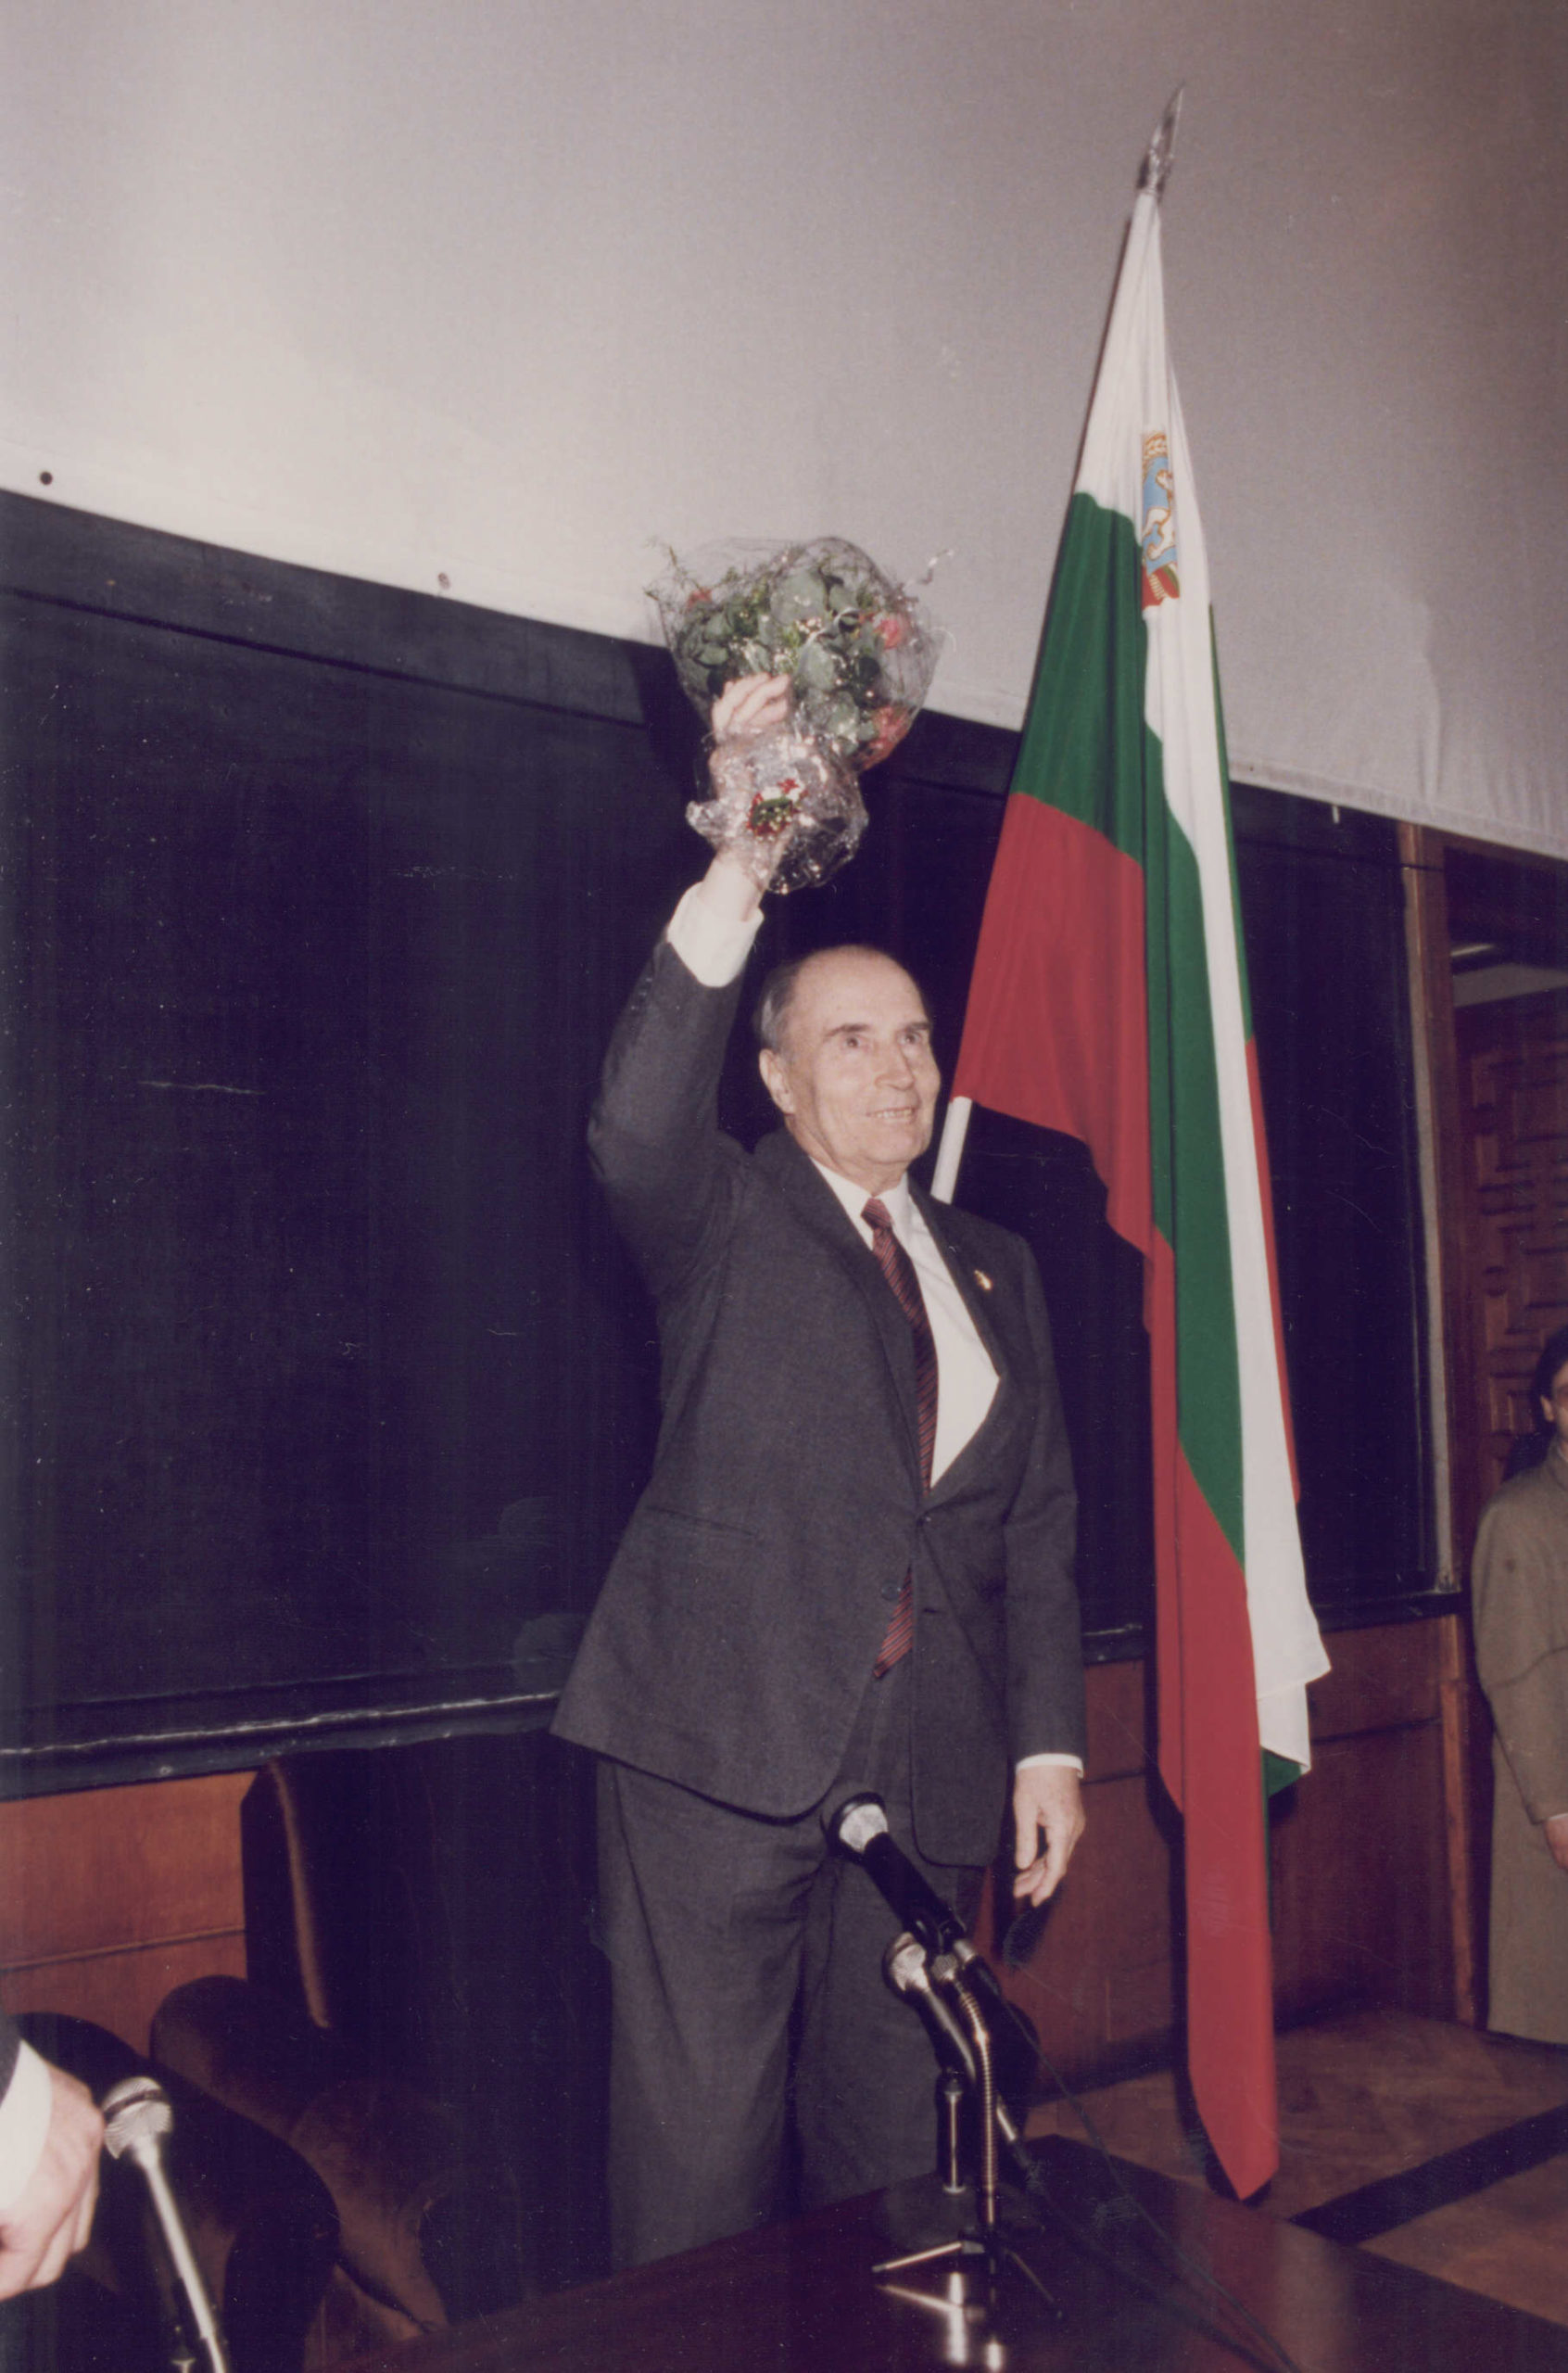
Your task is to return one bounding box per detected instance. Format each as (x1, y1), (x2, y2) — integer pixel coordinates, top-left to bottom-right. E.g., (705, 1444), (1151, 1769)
(973, 1268), (993, 1293)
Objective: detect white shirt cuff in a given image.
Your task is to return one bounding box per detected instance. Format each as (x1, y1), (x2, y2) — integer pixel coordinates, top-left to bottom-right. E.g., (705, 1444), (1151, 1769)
(1015, 1753), (1085, 1776)
(665, 881), (764, 988)
(0, 2044), (56, 2214)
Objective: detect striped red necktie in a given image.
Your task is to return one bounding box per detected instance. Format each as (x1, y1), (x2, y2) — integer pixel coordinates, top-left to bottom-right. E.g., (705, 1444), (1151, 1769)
(863, 1197), (937, 1674)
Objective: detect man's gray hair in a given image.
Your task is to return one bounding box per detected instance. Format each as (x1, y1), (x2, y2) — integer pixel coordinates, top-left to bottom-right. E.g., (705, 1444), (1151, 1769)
(752, 955), (813, 1054)
(752, 946), (929, 1056)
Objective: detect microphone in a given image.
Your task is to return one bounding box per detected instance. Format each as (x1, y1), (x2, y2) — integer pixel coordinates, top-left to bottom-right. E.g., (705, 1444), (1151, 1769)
(833, 1792), (1040, 2107)
(102, 2075), (231, 2373)
(884, 1933), (978, 2082)
(829, 1793), (967, 1955)
(883, 1935), (1026, 2152)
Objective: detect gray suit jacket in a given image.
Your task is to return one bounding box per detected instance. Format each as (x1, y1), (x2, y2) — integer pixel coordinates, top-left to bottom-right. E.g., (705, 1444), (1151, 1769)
(553, 934), (1083, 1866)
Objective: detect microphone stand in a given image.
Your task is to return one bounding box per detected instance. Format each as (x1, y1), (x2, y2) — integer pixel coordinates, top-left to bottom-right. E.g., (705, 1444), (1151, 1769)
(102, 2075), (232, 2373)
(827, 1792), (1059, 2341)
(874, 1934), (1059, 2335)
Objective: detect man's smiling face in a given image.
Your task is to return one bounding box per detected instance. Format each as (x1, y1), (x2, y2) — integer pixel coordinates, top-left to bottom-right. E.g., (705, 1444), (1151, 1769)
(758, 947), (940, 1196)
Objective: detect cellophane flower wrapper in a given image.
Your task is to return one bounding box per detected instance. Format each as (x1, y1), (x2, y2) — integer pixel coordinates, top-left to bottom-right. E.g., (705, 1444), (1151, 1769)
(690, 725), (866, 894)
(650, 537), (940, 892)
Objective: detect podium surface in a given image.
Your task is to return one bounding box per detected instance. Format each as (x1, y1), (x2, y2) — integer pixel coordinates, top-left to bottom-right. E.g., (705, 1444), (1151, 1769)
(340, 2138), (1568, 2372)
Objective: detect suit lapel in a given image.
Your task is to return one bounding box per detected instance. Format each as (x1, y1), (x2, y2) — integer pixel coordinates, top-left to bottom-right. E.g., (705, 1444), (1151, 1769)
(911, 1184), (1016, 1504)
(754, 1131), (924, 1478)
(754, 1136), (1021, 1500)
(912, 1184), (1010, 1374)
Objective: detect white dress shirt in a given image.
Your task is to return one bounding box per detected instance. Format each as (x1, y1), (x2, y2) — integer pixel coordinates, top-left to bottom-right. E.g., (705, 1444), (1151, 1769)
(0, 2040), (54, 2212)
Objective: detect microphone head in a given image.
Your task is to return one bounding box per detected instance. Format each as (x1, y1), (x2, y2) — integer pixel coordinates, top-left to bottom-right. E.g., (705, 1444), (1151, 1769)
(829, 1792), (890, 1855)
(102, 2074), (173, 2160)
(883, 1933), (931, 1996)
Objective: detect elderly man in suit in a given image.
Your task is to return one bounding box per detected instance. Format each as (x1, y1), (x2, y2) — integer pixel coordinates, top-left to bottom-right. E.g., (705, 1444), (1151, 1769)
(555, 677), (1086, 2267)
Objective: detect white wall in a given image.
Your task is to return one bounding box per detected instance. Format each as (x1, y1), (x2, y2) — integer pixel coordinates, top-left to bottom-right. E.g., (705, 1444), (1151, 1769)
(5, 0), (1563, 854)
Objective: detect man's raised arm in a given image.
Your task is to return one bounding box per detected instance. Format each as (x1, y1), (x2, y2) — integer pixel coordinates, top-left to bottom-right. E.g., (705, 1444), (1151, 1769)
(586, 677), (790, 1295)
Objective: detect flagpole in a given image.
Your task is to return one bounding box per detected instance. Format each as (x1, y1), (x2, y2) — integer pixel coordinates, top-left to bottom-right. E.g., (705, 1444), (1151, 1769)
(929, 1095), (971, 1204)
(1139, 86), (1183, 199)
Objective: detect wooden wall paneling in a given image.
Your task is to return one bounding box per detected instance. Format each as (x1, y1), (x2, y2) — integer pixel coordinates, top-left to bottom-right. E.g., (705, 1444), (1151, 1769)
(989, 1623), (1460, 2096)
(980, 1659), (1175, 2086)
(0, 1933), (248, 2054)
(996, 1767), (1177, 2081)
(1275, 1620), (1452, 2024)
(987, 1790), (1178, 2086)
(1302, 1620), (1441, 1740)
(1270, 1720), (1451, 2021)
(1081, 1656), (1151, 1782)
(1276, 1641), (1474, 2032)
(0, 1770), (250, 2053)
(1435, 1611), (1482, 2026)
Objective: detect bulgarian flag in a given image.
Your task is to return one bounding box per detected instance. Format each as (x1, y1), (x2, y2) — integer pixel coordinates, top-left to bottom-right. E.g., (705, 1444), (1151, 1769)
(935, 147), (1328, 2199)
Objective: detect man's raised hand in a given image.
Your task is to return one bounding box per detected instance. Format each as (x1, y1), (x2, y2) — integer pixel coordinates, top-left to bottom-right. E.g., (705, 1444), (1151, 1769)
(711, 672), (792, 749)
(0, 2065), (104, 2299)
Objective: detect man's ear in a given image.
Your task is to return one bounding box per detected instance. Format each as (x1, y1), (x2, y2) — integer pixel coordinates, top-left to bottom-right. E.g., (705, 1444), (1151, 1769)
(759, 1047), (794, 1115)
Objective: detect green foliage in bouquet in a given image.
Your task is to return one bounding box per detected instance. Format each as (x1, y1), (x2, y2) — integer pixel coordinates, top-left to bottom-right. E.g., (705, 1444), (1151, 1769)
(650, 537), (940, 771)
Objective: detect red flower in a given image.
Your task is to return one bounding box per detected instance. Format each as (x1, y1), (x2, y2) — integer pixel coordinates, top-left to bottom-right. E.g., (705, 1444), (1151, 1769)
(863, 704), (906, 766)
(875, 613), (908, 650)
(748, 783), (803, 840)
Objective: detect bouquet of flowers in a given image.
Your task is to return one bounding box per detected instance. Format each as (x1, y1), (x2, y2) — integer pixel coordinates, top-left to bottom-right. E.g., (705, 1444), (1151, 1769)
(649, 537), (940, 892)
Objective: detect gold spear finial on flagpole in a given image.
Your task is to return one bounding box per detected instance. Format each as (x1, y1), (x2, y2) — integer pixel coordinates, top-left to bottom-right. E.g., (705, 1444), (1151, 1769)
(1138, 86), (1184, 199)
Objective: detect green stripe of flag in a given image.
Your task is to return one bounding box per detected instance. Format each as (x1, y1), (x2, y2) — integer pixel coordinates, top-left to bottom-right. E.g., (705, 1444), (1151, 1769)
(1014, 493), (1244, 1562)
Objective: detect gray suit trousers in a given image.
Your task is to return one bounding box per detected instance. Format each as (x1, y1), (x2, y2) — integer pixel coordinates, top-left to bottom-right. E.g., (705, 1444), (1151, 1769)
(597, 1657), (982, 2267)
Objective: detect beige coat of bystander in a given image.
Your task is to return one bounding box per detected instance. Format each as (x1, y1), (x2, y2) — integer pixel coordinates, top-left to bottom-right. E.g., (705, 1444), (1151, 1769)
(1473, 1446), (1568, 2044)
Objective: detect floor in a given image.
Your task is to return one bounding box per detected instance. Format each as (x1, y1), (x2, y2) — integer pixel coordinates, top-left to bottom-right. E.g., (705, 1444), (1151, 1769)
(1025, 2007), (1568, 2328)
